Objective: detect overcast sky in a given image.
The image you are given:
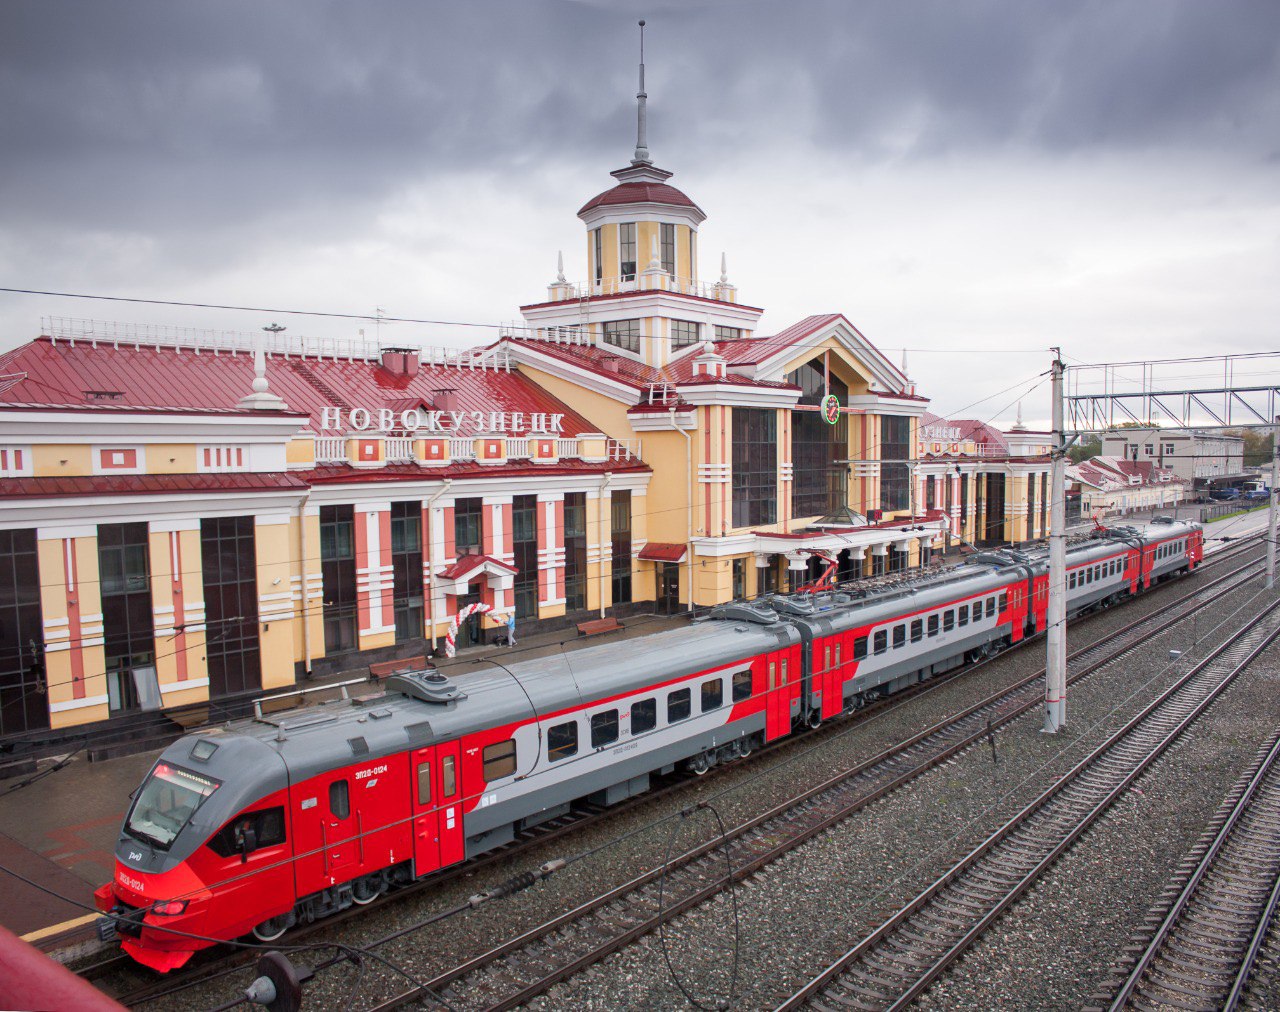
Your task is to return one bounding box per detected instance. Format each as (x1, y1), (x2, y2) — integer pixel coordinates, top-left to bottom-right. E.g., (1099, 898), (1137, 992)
(2, 0), (1278, 427)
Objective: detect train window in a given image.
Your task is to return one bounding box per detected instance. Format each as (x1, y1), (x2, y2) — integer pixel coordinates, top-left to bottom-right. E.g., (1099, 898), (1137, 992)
(668, 688), (692, 723)
(998, 592), (1008, 612)
(854, 636), (868, 660)
(943, 611), (955, 631)
(732, 670), (752, 702)
(958, 605), (969, 626)
(1085, 569), (1092, 584)
(910, 619), (923, 643)
(702, 679), (723, 713)
(416, 762), (431, 805)
(1068, 573), (1076, 589)
(441, 755), (456, 797)
(548, 722), (578, 762)
(207, 806), (286, 858)
(781, 658), (789, 681)
(329, 780), (350, 820)
(823, 645), (831, 671)
(892, 625), (906, 648)
(631, 698), (657, 734)
(927, 615), (939, 636)
(834, 643), (842, 666)
(873, 630), (887, 655)
(986, 597), (996, 618)
(483, 740), (517, 781)
(591, 710), (619, 748)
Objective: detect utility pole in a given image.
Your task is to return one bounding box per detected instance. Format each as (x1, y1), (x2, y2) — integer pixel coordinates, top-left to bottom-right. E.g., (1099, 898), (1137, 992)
(1045, 349), (1067, 733)
(1268, 415), (1279, 589)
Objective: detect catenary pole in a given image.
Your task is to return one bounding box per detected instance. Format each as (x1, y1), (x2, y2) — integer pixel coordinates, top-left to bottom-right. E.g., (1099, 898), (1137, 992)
(1045, 349), (1067, 732)
(1268, 415), (1278, 589)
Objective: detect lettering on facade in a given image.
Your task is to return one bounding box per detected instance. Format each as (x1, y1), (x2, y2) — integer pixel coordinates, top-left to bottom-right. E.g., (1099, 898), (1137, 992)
(319, 407), (565, 435)
(921, 424), (962, 441)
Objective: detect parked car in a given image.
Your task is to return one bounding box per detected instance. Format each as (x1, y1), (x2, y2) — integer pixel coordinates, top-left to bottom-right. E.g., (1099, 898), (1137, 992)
(1209, 488), (1241, 501)
(1246, 488), (1271, 501)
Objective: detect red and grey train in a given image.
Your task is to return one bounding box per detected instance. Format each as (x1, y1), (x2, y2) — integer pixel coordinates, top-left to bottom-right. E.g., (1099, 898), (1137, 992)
(96, 519), (1203, 971)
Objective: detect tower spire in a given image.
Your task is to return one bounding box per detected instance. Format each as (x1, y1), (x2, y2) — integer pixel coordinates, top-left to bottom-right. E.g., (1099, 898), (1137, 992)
(633, 20), (651, 165)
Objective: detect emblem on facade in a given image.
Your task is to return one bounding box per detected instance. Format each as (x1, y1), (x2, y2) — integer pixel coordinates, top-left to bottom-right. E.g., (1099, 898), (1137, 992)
(821, 394), (841, 425)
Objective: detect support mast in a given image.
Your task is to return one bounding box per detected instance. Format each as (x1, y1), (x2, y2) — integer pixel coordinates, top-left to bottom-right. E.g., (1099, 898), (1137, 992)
(1045, 349), (1067, 733)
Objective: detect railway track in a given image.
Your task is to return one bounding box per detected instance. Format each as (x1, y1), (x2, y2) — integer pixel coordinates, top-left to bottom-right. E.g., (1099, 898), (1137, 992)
(354, 557), (1268, 1009)
(1091, 730), (1280, 1011)
(89, 538), (1261, 1007)
(774, 595), (1280, 1011)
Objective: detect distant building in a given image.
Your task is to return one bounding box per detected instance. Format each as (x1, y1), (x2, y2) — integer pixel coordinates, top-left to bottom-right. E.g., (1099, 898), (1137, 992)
(1068, 455), (1189, 517)
(1098, 428), (1246, 489)
(916, 409), (1053, 547)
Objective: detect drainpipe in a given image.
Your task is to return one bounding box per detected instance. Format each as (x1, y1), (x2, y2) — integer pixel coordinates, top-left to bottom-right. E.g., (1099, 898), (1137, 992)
(298, 494), (313, 678)
(671, 407), (695, 612)
(426, 478), (453, 651)
(599, 470), (614, 618)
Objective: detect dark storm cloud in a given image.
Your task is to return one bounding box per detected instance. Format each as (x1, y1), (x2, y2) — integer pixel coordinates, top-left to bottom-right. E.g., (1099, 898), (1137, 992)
(1, 0), (1277, 242)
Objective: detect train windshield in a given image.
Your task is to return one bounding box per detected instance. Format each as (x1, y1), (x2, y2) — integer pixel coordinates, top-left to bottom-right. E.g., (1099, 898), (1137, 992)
(125, 763), (221, 849)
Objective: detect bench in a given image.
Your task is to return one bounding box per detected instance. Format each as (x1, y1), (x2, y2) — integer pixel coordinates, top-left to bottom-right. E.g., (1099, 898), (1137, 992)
(576, 617), (624, 638)
(369, 655), (428, 680)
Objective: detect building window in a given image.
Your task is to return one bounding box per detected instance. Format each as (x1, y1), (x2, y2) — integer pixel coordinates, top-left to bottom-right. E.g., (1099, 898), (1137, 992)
(611, 491), (632, 605)
(0, 529), (46, 735)
(925, 476), (936, 512)
(732, 558), (747, 599)
(99, 522), (155, 713)
(513, 495), (538, 619)
(320, 505), (357, 653)
(732, 408), (778, 528)
(602, 319), (641, 354)
(671, 320), (699, 349)
(788, 360), (849, 518)
(880, 416), (912, 513)
(714, 326), (742, 342)
(564, 492), (587, 611)
(619, 222), (637, 280)
(593, 227), (603, 284)
(1028, 473), (1037, 539)
(661, 223), (675, 274)
(391, 501), (423, 643)
(201, 516), (261, 698)
(454, 498), (483, 556)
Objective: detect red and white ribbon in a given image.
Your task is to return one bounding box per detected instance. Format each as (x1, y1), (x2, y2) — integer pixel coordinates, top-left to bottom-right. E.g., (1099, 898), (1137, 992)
(443, 602), (496, 658)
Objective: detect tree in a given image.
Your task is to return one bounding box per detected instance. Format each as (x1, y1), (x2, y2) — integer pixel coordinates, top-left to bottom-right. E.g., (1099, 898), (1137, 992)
(1226, 428), (1273, 468)
(1068, 434), (1101, 464)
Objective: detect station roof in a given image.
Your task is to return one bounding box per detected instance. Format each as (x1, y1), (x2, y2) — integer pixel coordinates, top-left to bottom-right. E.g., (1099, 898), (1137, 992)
(0, 336), (601, 437)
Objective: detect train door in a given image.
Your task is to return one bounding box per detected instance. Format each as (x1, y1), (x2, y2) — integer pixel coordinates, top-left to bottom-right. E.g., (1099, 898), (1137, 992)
(411, 742), (466, 877)
(820, 638), (842, 721)
(292, 770), (360, 896)
(764, 650), (790, 741)
(434, 741), (464, 868)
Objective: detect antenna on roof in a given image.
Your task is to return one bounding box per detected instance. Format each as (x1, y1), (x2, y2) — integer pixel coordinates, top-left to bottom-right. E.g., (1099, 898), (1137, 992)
(633, 20), (651, 165)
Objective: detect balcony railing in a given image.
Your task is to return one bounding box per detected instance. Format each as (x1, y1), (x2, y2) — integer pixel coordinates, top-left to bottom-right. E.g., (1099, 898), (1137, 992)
(385, 437), (414, 463)
(315, 437), (346, 463)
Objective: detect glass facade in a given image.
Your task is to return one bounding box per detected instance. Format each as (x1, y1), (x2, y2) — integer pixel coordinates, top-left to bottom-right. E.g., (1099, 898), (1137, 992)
(610, 491), (632, 604)
(602, 319), (641, 353)
(879, 415), (911, 513)
(200, 516), (261, 697)
(99, 522), (155, 713)
(732, 408), (777, 528)
(0, 529), (46, 735)
(564, 492), (587, 611)
(788, 361), (849, 518)
(671, 320), (699, 349)
(320, 505), (356, 653)
(512, 495), (539, 618)
(391, 501), (423, 642)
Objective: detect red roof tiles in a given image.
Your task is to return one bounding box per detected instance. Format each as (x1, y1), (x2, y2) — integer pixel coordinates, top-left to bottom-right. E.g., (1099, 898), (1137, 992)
(578, 182), (703, 216)
(0, 472), (308, 500)
(0, 337), (599, 436)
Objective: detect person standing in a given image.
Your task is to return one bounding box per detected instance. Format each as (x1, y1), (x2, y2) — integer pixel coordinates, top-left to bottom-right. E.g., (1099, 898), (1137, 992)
(506, 611), (517, 647)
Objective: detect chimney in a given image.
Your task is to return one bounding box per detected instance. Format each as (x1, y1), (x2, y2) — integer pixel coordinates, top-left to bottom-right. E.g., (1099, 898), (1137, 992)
(380, 347), (420, 376)
(433, 388), (458, 412)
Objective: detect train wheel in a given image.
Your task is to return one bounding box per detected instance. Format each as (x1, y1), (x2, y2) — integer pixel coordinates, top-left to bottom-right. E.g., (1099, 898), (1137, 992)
(351, 876), (381, 906)
(737, 737), (753, 759)
(806, 710), (822, 729)
(690, 753), (711, 775)
(252, 914), (290, 942)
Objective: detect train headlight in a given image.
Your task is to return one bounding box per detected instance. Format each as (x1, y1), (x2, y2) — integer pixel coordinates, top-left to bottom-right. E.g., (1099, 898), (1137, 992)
(151, 899), (189, 916)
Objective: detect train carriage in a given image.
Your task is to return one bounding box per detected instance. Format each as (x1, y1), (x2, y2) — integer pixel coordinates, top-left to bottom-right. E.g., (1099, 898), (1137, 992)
(96, 520), (1205, 972)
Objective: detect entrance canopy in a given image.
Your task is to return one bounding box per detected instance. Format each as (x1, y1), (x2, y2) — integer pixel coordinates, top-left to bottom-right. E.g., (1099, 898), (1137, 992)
(435, 554), (517, 595)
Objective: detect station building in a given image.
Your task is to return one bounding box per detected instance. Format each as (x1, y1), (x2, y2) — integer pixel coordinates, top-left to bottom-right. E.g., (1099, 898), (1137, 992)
(0, 86), (1049, 745)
